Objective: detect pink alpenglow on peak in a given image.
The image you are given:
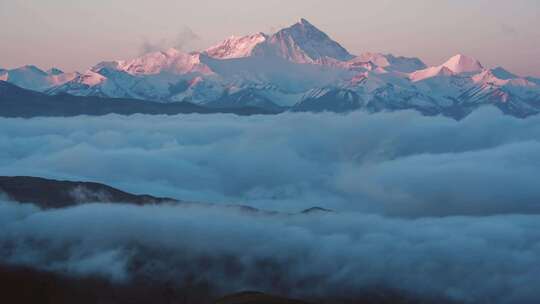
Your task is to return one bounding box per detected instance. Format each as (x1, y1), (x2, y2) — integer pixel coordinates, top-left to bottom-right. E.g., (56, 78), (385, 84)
(409, 66), (455, 82)
(97, 48), (212, 76)
(264, 18), (354, 63)
(0, 65), (78, 91)
(472, 68), (536, 87)
(350, 53), (427, 73)
(205, 18), (354, 64)
(409, 54), (483, 82)
(205, 33), (268, 59)
(441, 54), (483, 74)
(6, 18), (540, 119)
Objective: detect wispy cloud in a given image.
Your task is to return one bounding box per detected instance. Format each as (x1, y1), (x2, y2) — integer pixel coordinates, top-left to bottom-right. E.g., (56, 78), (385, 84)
(139, 26), (200, 54)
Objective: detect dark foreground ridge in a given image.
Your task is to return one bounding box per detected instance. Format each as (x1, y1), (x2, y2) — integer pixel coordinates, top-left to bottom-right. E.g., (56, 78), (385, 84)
(0, 177), (461, 304)
(0, 176), (334, 214)
(0, 176), (177, 208)
(0, 264), (457, 304)
(0, 81), (281, 118)
(216, 291), (310, 304)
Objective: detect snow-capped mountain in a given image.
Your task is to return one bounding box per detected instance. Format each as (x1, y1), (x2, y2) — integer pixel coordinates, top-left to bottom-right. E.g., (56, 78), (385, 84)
(205, 18), (353, 64)
(94, 48), (212, 76)
(7, 18), (540, 118)
(441, 54), (484, 74)
(409, 54), (484, 82)
(205, 33), (268, 59)
(350, 53), (427, 73)
(0, 65), (77, 91)
(257, 18), (354, 63)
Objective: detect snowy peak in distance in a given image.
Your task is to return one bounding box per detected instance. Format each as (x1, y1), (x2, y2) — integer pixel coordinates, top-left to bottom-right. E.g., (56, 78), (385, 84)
(1, 65), (77, 91)
(19, 65), (48, 76)
(205, 33), (268, 59)
(350, 53), (427, 73)
(78, 70), (106, 86)
(409, 66), (455, 82)
(6, 18), (540, 119)
(265, 18), (354, 63)
(442, 54), (483, 74)
(472, 67), (536, 87)
(93, 48), (212, 76)
(204, 18), (354, 64)
(410, 54), (484, 82)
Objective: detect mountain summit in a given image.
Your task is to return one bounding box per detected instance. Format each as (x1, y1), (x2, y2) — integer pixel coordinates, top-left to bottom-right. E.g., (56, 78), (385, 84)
(205, 18), (354, 64)
(441, 54), (483, 74)
(410, 54), (484, 81)
(262, 18), (354, 63)
(205, 33), (268, 59)
(5, 19), (540, 119)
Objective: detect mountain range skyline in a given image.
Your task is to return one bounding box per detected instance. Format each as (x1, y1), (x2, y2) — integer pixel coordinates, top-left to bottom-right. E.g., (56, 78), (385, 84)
(2, 16), (539, 78)
(1, 0), (539, 76)
(2, 18), (539, 119)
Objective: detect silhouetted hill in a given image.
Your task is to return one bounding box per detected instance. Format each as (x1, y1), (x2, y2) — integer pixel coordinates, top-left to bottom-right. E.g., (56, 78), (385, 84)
(0, 176), (177, 208)
(0, 264), (458, 304)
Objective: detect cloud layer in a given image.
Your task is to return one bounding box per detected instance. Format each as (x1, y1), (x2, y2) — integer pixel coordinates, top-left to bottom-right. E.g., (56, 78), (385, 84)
(1, 201), (539, 303)
(1, 109), (540, 303)
(1, 108), (539, 216)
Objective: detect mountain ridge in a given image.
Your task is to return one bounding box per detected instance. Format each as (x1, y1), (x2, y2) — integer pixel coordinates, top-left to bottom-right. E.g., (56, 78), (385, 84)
(3, 18), (539, 119)
(0, 80), (281, 117)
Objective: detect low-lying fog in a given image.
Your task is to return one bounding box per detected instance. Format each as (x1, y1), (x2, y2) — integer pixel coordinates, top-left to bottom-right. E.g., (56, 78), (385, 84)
(1, 108), (539, 303)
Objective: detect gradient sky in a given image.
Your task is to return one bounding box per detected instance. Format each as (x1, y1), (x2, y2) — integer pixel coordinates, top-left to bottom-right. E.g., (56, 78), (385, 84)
(1, 0), (539, 76)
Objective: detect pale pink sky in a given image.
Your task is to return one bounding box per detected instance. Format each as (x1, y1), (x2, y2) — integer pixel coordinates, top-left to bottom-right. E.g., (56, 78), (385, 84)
(1, 0), (539, 76)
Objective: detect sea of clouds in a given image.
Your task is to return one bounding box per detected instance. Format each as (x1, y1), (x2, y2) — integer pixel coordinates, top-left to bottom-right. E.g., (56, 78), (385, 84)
(1, 108), (540, 303)
(1, 201), (539, 303)
(1, 108), (539, 216)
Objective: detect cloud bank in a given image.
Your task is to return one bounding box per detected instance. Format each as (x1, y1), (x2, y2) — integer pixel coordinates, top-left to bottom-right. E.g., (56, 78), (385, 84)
(1, 201), (539, 303)
(1, 109), (540, 303)
(0, 108), (539, 216)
